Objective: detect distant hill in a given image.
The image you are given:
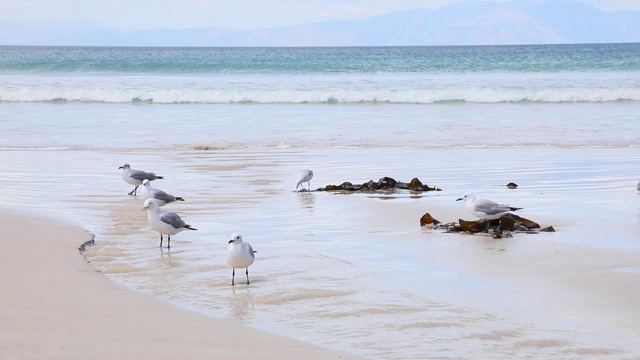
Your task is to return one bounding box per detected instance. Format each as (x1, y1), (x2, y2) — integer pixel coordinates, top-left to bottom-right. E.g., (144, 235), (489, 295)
(2, 0), (639, 46)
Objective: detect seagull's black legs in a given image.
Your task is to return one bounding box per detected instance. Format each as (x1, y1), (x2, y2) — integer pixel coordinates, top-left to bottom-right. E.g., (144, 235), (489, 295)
(230, 268), (250, 285)
(158, 234), (171, 248)
(129, 185), (139, 196)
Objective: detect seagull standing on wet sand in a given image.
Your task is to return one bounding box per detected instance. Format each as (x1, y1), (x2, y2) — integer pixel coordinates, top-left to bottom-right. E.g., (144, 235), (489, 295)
(140, 179), (184, 206)
(143, 198), (196, 248)
(295, 169), (314, 191)
(119, 163), (163, 196)
(226, 233), (256, 285)
(457, 192), (523, 220)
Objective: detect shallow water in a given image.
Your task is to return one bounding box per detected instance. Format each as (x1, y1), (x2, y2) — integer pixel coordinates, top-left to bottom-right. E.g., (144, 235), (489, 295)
(2, 140), (640, 359)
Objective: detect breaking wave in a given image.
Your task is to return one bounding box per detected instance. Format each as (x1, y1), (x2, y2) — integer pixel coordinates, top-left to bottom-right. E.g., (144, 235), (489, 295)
(1, 87), (638, 104)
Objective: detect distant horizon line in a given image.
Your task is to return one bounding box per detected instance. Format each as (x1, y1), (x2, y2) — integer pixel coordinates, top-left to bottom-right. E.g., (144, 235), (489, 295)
(2, 41), (639, 48)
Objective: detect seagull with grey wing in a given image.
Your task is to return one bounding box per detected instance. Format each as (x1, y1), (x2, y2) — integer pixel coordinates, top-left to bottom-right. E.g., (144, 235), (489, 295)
(226, 233), (256, 285)
(140, 179), (184, 206)
(119, 163), (163, 196)
(457, 192), (522, 220)
(143, 198), (196, 248)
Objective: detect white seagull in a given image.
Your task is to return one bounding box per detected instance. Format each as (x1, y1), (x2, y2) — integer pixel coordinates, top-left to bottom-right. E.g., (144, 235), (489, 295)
(143, 198), (196, 248)
(140, 179), (184, 206)
(226, 233), (256, 286)
(295, 169), (314, 191)
(119, 163), (163, 196)
(456, 192), (522, 220)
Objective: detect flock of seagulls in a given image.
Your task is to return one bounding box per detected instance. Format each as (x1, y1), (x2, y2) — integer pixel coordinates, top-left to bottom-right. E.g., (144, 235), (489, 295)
(119, 163), (546, 284)
(119, 163), (314, 286)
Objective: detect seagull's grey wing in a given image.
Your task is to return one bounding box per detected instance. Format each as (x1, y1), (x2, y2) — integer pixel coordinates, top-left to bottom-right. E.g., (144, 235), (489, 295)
(160, 211), (186, 229)
(152, 189), (176, 203)
(246, 243), (256, 258)
(473, 199), (512, 215)
(487, 204), (516, 214)
(129, 170), (159, 182)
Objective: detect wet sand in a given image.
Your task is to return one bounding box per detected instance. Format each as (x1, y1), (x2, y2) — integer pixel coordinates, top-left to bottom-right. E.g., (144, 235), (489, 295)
(0, 209), (364, 360)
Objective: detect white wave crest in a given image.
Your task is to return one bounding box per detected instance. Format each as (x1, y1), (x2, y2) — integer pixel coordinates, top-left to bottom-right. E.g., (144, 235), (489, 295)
(1, 85), (639, 104)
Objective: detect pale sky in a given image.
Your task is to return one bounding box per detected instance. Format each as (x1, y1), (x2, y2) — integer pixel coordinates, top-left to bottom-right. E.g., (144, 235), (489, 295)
(1, 0), (639, 30)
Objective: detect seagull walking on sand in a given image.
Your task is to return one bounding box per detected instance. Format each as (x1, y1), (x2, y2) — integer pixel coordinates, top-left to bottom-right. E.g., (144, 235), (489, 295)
(295, 169), (314, 191)
(140, 179), (184, 206)
(143, 198), (196, 248)
(226, 233), (256, 285)
(456, 192), (522, 220)
(119, 163), (163, 196)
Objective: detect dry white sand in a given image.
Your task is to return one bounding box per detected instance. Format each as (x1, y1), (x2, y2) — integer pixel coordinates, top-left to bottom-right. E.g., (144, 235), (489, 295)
(0, 209), (364, 360)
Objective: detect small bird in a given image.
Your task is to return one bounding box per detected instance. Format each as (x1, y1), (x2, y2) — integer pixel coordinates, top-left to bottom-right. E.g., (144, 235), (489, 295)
(456, 192), (522, 220)
(140, 179), (184, 206)
(226, 233), (256, 286)
(143, 198), (196, 248)
(295, 169), (314, 191)
(119, 163), (163, 196)
(637, 180), (640, 194)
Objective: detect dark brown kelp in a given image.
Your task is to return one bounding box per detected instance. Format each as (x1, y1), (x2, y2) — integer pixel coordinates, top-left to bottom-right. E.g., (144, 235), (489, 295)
(317, 177), (440, 192)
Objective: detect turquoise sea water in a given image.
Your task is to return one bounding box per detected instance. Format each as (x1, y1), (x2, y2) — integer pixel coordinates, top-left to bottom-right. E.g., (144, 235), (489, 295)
(1, 44), (640, 359)
(1, 43), (639, 105)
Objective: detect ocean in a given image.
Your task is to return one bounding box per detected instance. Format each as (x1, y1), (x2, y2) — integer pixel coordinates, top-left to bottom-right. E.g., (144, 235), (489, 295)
(1, 43), (640, 359)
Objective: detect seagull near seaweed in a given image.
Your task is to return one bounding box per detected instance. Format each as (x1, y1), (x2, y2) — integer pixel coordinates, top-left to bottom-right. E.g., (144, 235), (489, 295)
(226, 233), (256, 286)
(456, 192), (523, 220)
(119, 163), (163, 196)
(143, 198), (196, 248)
(140, 179), (184, 206)
(295, 169), (314, 191)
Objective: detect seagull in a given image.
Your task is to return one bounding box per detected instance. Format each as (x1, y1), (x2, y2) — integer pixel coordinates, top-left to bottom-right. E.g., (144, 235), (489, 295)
(226, 233), (256, 286)
(295, 169), (314, 191)
(456, 192), (523, 220)
(119, 163), (164, 196)
(140, 179), (184, 206)
(637, 180), (640, 194)
(143, 198), (196, 248)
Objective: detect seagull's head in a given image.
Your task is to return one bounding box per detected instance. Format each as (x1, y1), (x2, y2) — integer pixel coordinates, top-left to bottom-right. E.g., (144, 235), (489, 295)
(228, 233), (243, 244)
(142, 198), (158, 210)
(118, 163), (131, 170)
(456, 192), (475, 202)
(142, 179), (150, 186)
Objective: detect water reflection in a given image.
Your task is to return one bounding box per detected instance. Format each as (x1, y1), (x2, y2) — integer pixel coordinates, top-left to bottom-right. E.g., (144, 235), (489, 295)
(296, 191), (315, 208)
(228, 287), (256, 320)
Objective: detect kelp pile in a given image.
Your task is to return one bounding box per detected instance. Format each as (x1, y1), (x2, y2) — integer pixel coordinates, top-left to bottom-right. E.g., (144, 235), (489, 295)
(420, 212), (555, 238)
(316, 177), (440, 192)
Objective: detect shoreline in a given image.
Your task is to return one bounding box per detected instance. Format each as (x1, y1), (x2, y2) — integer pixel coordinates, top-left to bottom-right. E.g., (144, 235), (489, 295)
(0, 209), (364, 360)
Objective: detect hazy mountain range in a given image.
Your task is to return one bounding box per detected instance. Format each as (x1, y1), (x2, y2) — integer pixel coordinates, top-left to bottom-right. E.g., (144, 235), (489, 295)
(1, 0), (639, 46)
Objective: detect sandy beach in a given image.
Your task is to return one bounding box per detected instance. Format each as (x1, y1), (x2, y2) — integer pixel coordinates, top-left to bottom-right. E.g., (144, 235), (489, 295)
(0, 209), (364, 360)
